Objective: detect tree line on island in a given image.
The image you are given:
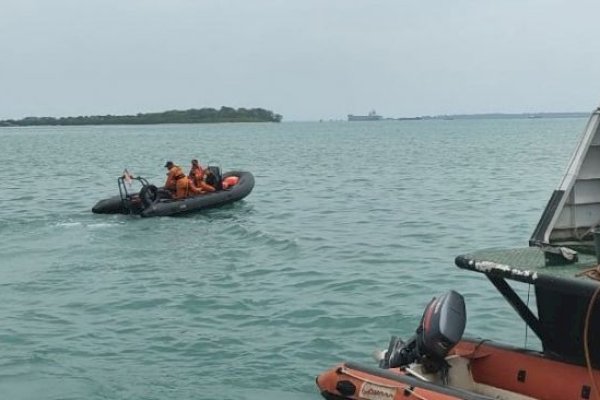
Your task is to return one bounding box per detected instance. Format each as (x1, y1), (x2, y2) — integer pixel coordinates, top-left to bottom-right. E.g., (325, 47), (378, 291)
(0, 107), (283, 127)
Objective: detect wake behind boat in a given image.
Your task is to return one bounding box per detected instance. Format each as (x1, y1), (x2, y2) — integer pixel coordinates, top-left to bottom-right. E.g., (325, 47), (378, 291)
(316, 105), (600, 400)
(92, 170), (254, 217)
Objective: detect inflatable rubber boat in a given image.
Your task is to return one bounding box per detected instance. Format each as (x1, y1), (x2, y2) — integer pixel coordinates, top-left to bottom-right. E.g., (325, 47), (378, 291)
(317, 251), (600, 400)
(92, 170), (254, 217)
(316, 106), (600, 400)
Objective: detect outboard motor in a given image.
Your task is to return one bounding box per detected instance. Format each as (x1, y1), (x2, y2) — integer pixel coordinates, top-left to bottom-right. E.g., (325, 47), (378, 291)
(380, 290), (466, 374)
(205, 166), (223, 190)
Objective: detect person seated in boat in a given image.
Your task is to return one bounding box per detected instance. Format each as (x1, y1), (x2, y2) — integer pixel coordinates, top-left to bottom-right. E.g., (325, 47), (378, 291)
(188, 159), (208, 189)
(165, 161), (199, 199)
(187, 159), (217, 194)
(164, 161), (182, 191)
(190, 168), (216, 194)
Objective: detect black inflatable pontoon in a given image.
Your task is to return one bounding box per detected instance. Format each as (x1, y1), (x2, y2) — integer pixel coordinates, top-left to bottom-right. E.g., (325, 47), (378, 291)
(92, 170), (254, 217)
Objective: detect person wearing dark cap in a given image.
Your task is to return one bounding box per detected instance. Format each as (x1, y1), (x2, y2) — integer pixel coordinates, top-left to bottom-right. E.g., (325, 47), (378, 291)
(164, 161), (177, 191)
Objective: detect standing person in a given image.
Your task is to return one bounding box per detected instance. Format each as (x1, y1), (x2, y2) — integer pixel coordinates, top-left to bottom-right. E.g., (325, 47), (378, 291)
(164, 161), (193, 199)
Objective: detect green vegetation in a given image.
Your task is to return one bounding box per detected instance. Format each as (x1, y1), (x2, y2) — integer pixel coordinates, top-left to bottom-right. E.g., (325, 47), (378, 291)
(0, 107), (283, 127)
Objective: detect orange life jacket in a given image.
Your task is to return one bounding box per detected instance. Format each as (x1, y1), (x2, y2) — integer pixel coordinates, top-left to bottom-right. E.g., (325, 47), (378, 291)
(188, 165), (205, 187)
(222, 176), (239, 189)
(174, 175), (191, 199)
(165, 165), (185, 191)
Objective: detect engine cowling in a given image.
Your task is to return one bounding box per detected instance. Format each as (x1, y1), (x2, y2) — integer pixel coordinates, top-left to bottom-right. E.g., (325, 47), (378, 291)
(381, 290), (466, 373)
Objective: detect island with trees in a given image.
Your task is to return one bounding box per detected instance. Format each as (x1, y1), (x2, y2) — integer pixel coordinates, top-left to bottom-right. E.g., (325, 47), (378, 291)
(0, 106), (283, 127)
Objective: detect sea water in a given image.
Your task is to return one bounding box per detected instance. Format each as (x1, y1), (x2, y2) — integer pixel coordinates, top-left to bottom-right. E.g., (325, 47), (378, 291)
(0, 117), (586, 399)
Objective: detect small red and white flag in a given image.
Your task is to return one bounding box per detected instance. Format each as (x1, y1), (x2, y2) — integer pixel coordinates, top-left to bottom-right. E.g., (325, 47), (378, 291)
(122, 169), (133, 187)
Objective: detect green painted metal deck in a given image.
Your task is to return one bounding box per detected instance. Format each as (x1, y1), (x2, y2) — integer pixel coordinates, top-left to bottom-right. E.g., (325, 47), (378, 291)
(456, 246), (600, 282)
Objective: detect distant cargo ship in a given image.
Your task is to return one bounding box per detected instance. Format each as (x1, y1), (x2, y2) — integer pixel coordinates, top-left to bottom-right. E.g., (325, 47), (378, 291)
(347, 110), (383, 121)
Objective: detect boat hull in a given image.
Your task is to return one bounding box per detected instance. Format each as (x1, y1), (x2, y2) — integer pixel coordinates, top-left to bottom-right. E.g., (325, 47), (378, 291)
(92, 171), (254, 217)
(316, 338), (600, 400)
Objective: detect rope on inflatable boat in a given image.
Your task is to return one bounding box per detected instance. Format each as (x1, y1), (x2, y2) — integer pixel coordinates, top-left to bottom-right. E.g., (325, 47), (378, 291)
(401, 387), (431, 400)
(584, 283), (600, 400)
(577, 265), (600, 280)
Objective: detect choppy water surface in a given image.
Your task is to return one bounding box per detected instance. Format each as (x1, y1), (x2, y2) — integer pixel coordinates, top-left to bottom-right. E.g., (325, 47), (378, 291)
(0, 117), (587, 399)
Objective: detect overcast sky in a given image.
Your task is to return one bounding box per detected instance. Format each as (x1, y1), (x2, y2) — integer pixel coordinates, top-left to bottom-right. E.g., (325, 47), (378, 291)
(2, 0), (600, 121)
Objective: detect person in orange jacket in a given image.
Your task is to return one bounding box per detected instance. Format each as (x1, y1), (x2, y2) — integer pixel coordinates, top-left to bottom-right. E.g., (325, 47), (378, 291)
(188, 159), (204, 186)
(165, 161), (197, 199)
(188, 159), (215, 194)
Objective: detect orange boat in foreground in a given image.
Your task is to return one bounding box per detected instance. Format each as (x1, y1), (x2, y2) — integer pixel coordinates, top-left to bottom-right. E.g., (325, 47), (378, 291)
(316, 107), (600, 400)
(317, 253), (600, 400)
